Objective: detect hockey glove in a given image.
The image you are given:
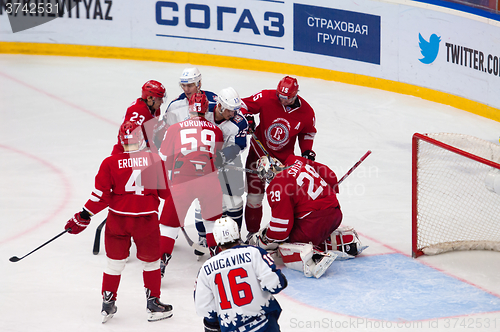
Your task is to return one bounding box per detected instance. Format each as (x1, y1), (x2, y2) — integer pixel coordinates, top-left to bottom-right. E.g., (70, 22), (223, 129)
(203, 318), (221, 332)
(65, 210), (91, 234)
(244, 114), (256, 133)
(302, 150), (316, 161)
(214, 150), (226, 168)
(249, 228), (279, 251)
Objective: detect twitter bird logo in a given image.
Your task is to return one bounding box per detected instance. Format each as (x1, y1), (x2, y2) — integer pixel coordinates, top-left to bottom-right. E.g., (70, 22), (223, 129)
(418, 33), (441, 64)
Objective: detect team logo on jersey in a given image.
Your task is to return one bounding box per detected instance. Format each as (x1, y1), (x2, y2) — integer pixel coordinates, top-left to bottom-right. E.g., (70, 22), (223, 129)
(265, 119), (290, 151)
(233, 114), (244, 123)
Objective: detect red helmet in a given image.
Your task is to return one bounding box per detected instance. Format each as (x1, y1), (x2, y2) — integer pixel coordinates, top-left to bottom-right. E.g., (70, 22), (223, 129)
(118, 121), (144, 146)
(141, 80), (166, 100)
(188, 92), (209, 115)
(276, 76), (299, 99)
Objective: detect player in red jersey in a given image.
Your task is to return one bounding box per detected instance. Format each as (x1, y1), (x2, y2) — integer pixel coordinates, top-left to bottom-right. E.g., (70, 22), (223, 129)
(158, 93), (224, 276)
(64, 121), (173, 323)
(111, 80), (167, 155)
(241, 76), (317, 237)
(248, 155), (365, 278)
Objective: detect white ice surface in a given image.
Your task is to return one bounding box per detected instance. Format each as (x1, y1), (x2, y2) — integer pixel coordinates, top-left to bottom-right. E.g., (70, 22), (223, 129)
(1, 54), (500, 331)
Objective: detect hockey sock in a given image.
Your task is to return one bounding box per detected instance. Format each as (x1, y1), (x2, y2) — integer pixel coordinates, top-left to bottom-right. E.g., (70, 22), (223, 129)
(102, 273), (121, 301)
(160, 236), (175, 257)
(244, 204), (263, 233)
(226, 206), (243, 230)
(143, 269), (161, 299)
(194, 208), (207, 237)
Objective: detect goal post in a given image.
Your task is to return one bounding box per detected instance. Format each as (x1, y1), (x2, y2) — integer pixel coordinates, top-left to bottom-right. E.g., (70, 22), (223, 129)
(412, 133), (500, 258)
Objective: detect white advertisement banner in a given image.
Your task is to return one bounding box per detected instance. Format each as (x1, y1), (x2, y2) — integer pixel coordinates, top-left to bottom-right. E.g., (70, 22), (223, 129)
(0, 0), (499, 112)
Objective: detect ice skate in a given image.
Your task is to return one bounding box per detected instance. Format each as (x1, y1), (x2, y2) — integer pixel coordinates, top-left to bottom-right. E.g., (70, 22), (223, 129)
(101, 291), (117, 324)
(194, 236), (207, 260)
(146, 295), (173, 322)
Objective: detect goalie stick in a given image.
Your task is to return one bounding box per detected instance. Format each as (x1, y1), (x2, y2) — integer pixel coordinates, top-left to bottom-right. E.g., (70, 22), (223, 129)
(180, 226), (210, 255)
(92, 218), (107, 255)
(252, 132), (371, 184)
(9, 228), (71, 262)
(336, 150), (372, 186)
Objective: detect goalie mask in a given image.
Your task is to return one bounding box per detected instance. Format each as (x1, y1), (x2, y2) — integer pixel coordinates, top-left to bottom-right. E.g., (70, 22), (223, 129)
(213, 217), (240, 246)
(256, 156), (285, 183)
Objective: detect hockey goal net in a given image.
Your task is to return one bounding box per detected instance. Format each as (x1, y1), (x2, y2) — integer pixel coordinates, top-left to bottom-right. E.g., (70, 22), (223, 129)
(412, 133), (500, 258)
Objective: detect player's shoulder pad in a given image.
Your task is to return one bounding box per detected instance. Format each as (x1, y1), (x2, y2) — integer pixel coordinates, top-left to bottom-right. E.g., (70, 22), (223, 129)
(203, 91), (218, 111)
(165, 93), (186, 110)
(203, 90), (218, 102)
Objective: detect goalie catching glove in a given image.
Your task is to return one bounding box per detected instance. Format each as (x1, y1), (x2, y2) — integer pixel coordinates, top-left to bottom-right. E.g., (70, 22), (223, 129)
(65, 210), (91, 234)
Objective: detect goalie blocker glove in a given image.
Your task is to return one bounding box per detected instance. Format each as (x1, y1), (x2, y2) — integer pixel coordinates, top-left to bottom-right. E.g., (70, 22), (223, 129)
(301, 149), (316, 161)
(65, 210), (91, 234)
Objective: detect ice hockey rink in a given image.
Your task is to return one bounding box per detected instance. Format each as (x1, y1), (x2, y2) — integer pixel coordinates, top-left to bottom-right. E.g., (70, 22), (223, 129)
(1, 54), (500, 332)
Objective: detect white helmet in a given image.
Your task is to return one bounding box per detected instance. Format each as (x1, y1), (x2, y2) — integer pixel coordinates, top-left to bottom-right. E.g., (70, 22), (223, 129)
(213, 217), (240, 246)
(256, 156), (285, 183)
(217, 87), (242, 111)
(179, 67), (202, 86)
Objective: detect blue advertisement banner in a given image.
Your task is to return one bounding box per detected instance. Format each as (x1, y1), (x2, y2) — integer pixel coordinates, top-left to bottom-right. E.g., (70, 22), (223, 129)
(293, 4), (381, 65)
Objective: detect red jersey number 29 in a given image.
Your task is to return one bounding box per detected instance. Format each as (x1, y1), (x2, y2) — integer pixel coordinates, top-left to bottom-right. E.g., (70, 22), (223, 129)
(214, 267), (254, 310)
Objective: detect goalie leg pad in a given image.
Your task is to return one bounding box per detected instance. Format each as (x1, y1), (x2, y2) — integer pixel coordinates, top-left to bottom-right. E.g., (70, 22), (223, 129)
(279, 243), (337, 278)
(279, 243), (314, 277)
(329, 226), (365, 256)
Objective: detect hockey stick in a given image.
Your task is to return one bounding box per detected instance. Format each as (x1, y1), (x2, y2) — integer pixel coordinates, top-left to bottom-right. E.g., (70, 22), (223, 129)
(251, 133), (272, 159)
(180, 226), (210, 255)
(92, 218), (107, 255)
(9, 228), (71, 262)
(221, 164), (259, 174)
(337, 150), (372, 186)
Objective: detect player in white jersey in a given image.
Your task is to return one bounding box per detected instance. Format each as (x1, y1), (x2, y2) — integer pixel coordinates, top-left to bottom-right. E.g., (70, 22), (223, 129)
(163, 67), (218, 128)
(207, 87), (248, 232)
(194, 217), (287, 332)
(162, 67), (218, 254)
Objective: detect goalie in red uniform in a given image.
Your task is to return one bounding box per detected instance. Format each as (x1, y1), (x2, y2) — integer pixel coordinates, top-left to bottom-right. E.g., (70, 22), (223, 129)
(158, 92), (224, 276)
(241, 76), (317, 238)
(249, 155), (366, 278)
(64, 121), (173, 323)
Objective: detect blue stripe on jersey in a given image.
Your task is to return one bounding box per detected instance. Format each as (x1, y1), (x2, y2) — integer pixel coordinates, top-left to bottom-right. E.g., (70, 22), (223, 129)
(232, 112), (248, 150)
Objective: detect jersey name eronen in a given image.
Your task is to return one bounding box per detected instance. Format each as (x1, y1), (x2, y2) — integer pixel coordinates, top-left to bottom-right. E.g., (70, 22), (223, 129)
(118, 157), (149, 169)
